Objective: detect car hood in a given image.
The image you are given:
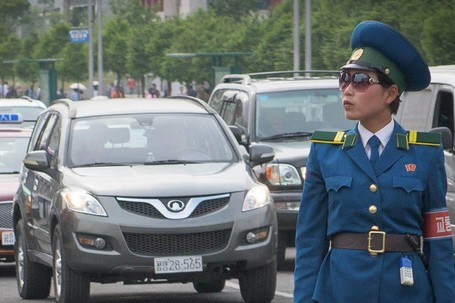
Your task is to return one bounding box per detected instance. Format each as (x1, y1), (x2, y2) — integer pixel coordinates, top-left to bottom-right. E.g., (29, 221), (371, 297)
(259, 140), (311, 167)
(0, 174), (20, 201)
(63, 162), (254, 197)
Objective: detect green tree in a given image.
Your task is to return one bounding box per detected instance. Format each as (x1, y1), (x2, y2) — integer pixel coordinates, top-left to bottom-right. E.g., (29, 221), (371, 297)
(208, 0), (262, 20)
(422, 5), (455, 65)
(0, 0), (30, 32)
(103, 17), (129, 85)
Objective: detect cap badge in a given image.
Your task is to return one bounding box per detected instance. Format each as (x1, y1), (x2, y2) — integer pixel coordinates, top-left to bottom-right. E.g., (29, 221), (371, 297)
(350, 48), (363, 60)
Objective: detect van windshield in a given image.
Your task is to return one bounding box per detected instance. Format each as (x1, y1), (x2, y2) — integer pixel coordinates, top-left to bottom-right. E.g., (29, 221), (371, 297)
(256, 89), (356, 140)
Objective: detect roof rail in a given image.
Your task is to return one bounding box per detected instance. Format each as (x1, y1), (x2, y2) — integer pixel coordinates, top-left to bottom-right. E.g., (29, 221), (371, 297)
(52, 98), (77, 118)
(247, 70), (339, 78)
(21, 96), (35, 102)
(220, 74), (252, 85)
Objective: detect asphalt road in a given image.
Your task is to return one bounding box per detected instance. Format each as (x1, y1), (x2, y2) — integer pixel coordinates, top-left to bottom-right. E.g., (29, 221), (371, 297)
(0, 248), (296, 303)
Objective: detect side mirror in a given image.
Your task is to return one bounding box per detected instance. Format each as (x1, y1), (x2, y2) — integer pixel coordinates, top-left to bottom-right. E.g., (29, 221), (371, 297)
(429, 127), (453, 150)
(23, 150), (50, 172)
(248, 144), (275, 167)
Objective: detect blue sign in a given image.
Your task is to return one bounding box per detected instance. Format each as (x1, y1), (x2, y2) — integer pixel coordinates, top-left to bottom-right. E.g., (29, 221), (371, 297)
(0, 113), (23, 123)
(69, 29), (89, 43)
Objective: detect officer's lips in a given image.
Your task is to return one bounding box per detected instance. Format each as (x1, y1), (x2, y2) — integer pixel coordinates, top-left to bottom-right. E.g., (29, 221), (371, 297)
(343, 100), (354, 109)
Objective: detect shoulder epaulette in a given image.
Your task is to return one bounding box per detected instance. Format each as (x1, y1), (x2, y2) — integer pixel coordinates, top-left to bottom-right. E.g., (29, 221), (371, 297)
(407, 130), (441, 147)
(311, 131), (345, 144)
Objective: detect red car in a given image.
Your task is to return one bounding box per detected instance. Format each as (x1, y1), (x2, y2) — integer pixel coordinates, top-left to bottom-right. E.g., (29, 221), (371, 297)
(0, 114), (32, 262)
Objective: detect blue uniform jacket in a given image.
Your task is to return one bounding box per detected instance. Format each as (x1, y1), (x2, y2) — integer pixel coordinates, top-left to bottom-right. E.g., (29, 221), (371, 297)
(294, 122), (455, 303)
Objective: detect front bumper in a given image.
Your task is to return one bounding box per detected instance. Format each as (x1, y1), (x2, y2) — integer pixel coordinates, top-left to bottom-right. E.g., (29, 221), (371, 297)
(60, 192), (277, 282)
(271, 190), (300, 231)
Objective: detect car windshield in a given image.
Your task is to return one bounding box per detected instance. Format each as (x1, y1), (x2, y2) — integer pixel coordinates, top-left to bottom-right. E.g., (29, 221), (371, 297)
(68, 113), (236, 167)
(0, 137), (30, 173)
(256, 88), (356, 140)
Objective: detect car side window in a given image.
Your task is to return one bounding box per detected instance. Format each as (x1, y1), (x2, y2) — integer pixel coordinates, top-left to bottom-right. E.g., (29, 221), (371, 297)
(433, 91), (454, 138)
(33, 114), (59, 158)
(211, 89), (248, 132)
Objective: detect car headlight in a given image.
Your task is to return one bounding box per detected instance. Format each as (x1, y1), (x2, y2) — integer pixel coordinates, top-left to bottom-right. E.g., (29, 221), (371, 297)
(266, 163), (302, 186)
(242, 184), (272, 212)
(61, 190), (107, 216)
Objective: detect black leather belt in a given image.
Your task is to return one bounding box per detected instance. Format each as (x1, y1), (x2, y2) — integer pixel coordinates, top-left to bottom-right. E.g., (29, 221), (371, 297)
(331, 231), (420, 254)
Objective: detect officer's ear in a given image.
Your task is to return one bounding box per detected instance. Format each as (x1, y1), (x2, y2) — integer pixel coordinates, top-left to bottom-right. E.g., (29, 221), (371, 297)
(385, 84), (399, 105)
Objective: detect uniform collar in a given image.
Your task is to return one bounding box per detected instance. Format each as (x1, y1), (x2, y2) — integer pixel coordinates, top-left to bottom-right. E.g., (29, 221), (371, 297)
(358, 119), (394, 149)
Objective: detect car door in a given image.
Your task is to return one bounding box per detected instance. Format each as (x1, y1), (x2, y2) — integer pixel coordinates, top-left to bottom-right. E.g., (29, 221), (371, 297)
(27, 113), (61, 254)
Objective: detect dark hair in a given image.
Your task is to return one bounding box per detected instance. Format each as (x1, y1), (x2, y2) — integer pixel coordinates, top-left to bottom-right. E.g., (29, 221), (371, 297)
(377, 72), (401, 114)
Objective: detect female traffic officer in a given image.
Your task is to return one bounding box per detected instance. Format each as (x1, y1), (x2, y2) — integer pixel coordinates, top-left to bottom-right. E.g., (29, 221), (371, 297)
(294, 20), (455, 303)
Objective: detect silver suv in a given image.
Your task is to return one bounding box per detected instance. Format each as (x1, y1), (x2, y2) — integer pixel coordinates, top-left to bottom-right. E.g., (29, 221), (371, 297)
(208, 71), (357, 269)
(13, 97), (277, 303)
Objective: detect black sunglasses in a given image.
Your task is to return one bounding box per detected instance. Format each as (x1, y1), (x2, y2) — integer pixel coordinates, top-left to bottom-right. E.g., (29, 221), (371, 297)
(339, 70), (382, 91)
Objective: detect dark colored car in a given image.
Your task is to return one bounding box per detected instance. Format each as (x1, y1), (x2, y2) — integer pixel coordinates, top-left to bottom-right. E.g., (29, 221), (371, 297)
(13, 97), (277, 303)
(0, 114), (33, 263)
(208, 71), (356, 268)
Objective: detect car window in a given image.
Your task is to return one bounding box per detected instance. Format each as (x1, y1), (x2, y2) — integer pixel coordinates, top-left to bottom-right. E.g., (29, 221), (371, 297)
(210, 89), (248, 134)
(0, 136), (30, 173)
(33, 114), (59, 152)
(0, 106), (44, 126)
(256, 88), (355, 138)
(68, 113), (236, 167)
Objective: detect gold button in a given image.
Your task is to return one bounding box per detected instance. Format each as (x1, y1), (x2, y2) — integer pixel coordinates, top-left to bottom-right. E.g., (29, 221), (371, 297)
(369, 184), (378, 192)
(371, 225), (379, 230)
(369, 205), (377, 214)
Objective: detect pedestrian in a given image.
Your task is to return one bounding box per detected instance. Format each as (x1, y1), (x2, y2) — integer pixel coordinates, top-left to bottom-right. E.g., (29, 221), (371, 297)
(146, 83), (160, 98)
(294, 20), (455, 303)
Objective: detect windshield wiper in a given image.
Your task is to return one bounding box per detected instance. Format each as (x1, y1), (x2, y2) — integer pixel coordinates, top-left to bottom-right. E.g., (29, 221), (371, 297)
(0, 171), (20, 174)
(73, 162), (126, 168)
(260, 131), (313, 140)
(143, 160), (199, 165)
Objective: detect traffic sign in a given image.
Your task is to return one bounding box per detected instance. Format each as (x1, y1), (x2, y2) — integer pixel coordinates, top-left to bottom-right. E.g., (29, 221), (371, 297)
(69, 29), (89, 43)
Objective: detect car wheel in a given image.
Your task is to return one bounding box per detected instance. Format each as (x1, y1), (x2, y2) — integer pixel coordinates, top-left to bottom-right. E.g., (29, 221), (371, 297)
(277, 231), (287, 271)
(52, 224), (90, 303)
(239, 259), (277, 303)
(15, 218), (52, 299)
(193, 277), (226, 293)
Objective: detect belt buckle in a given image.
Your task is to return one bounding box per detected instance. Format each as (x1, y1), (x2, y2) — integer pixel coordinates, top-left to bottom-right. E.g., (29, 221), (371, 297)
(368, 230), (386, 255)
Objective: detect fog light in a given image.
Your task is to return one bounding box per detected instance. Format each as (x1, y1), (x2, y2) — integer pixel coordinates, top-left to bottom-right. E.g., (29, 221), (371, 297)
(246, 232), (257, 244)
(245, 227), (269, 244)
(77, 234), (108, 250)
(94, 238), (106, 249)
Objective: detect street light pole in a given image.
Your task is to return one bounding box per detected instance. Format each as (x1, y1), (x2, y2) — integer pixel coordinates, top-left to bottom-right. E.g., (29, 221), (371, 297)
(304, 0), (312, 73)
(88, 0), (94, 98)
(97, 0), (104, 97)
(293, 0), (300, 73)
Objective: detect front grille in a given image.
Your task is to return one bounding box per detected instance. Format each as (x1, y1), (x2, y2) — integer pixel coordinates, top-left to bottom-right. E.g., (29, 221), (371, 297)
(118, 200), (165, 219)
(0, 202), (13, 229)
(123, 229), (231, 256)
(191, 197), (229, 217)
(117, 195), (230, 219)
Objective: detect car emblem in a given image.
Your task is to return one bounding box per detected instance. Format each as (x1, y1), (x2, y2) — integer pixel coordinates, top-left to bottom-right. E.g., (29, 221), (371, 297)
(167, 200), (185, 212)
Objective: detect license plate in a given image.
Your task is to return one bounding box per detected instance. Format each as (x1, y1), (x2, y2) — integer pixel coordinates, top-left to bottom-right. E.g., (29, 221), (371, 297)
(2, 231), (15, 246)
(154, 256), (203, 274)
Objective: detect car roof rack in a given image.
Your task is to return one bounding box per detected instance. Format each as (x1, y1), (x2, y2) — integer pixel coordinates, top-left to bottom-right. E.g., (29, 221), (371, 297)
(52, 98), (78, 117)
(220, 70), (339, 84)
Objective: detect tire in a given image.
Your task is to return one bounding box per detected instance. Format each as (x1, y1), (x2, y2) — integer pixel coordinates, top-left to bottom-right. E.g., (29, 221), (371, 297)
(193, 278), (226, 293)
(15, 218), (52, 299)
(52, 224), (90, 303)
(277, 231), (287, 271)
(239, 259), (277, 303)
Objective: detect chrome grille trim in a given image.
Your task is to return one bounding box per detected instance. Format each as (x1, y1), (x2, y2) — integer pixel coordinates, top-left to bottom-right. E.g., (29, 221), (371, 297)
(117, 193), (230, 219)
